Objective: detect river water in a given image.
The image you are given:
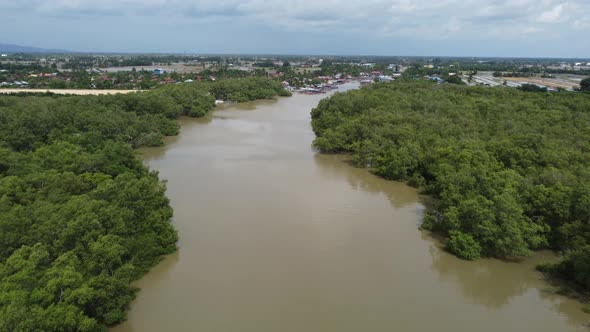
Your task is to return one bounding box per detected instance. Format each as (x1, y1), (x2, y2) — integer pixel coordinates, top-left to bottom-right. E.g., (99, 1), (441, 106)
(113, 83), (589, 332)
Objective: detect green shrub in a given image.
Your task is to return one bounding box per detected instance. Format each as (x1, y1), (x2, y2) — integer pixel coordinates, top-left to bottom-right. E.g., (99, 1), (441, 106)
(448, 231), (481, 260)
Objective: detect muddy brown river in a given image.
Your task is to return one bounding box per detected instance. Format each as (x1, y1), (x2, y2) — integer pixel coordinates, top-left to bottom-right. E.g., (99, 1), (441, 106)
(113, 83), (589, 331)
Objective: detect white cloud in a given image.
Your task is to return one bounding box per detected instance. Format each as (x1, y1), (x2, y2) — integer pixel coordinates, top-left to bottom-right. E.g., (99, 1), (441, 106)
(1, 0), (588, 40)
(537, 4), (565, 23)
(523, 26), (541, 34)
(572, 16), (590, 30)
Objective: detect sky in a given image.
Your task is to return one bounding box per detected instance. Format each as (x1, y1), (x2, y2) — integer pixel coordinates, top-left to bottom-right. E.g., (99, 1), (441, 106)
(0, 0), (589, 57)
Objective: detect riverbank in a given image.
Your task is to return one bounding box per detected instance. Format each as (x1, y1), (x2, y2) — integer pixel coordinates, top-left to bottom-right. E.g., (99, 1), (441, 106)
(0, 78), (292, 331)
(0, 88), (142, 95)
(311, 81), (590, 314)
(111, 82), (589, 332)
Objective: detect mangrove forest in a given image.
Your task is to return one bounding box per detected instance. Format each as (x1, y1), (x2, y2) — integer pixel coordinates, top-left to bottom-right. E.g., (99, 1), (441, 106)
(311, 81), (590, 292)
(0, 77), (289, 331)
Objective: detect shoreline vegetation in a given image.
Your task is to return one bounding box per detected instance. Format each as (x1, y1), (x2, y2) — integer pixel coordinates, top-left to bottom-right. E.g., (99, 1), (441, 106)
(0, 77), (290, 331)
(311, 81), (590, 303)
(0, 89), (143, 95)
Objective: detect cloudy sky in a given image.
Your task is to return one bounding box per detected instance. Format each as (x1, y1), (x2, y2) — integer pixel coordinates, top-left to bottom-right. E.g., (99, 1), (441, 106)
(0, 0), (588, 57)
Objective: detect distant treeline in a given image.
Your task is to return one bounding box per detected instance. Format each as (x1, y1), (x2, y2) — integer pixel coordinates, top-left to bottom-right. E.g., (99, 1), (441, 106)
(492, 71), (537, 78)
(546, 68), (590, 76)
(311, 81), (590, 292)
(403, 64), (590, 79)
(0, 77), (289, 331)
(0, 63), (51, 73)
(61, 55), (234, 70)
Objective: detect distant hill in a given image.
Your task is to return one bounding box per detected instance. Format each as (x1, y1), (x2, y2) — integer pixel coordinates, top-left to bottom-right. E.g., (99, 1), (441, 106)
(0, 43), (70, 54)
